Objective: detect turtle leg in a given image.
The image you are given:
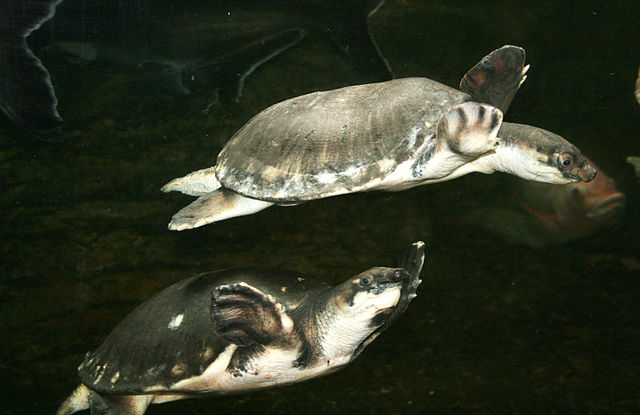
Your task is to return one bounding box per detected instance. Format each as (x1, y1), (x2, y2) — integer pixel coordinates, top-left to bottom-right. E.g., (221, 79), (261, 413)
(161, 166), (221, 196)
(88, 392), (153, 415)
(56, 384), (91, 415)
(168, 188), (274, 230)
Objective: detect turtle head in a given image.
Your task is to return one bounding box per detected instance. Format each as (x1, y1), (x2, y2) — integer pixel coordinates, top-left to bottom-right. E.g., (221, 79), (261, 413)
(334, 267), (406, 320)
(493, 122), (597, 184)
(313, 247), (423, 360)
(313, 267), (406, 359)
(327, 267), (407, 332)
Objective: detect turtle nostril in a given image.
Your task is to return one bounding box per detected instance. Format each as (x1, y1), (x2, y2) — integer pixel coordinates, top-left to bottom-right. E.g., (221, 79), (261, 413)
(394, 269), (408, 281)
(582, 167), (597, 182)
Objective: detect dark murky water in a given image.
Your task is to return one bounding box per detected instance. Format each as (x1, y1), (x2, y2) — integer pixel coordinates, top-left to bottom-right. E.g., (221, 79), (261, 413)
(1, 1), (639, 414)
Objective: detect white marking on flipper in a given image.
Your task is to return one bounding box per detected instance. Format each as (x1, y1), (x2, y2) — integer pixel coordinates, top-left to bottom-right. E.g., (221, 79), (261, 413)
(110, 371), (120, 383)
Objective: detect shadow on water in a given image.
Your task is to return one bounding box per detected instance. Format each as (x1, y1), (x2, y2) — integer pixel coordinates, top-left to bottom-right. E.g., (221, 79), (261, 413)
(1, 1), (639, 414)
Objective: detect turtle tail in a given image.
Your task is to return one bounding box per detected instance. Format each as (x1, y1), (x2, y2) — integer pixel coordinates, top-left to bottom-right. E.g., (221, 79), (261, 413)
(56, 384), (91, 415)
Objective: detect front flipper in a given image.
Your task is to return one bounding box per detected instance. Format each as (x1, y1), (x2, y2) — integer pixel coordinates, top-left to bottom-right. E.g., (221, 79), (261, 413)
(393, 241), (426, 290)
(437, 102), (503, 157)
(211, 282), (294, 346)
(387, 241), (424, 323)
(167, 188), (274, 230)
(353, 241), (425, 359)
(459, 45), (528, 113)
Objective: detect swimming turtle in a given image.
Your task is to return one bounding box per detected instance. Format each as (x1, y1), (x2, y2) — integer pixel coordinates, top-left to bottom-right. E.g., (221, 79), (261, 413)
(56, 241), (425, 415)
(162, 45), (596, 230)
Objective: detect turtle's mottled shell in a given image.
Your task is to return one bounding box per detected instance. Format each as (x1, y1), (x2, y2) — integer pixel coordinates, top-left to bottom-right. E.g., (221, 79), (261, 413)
(216, 77), (469, 202)
(78, 269), (329, 394)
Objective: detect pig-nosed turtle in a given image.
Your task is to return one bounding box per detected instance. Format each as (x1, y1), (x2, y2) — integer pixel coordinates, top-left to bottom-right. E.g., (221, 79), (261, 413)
(162, 45), (596, 230)
(56, 242), (426, 415)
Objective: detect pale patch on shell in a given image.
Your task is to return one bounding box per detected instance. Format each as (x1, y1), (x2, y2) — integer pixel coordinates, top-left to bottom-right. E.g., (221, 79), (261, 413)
(258, 165), (281, 182)
(201, 347), (214, 361)
(78, 357), (93, 370)
(316, 171), (338, 184)
(168, 313), (184, 330)
(406, 126), (422, 148)
(110, 371), (120, 383)
(171, 364), (186, 376)
(93, 363), (106, 384)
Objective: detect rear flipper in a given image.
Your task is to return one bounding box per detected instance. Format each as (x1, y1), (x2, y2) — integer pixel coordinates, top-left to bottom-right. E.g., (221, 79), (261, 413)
(168, 188), (274, 230)
(87, 392), (153, 415)
(56, 384), (90, 415)
(161, 167), (221, 197)
(57, 383), (155, 415)
(0, 0), (63, 140)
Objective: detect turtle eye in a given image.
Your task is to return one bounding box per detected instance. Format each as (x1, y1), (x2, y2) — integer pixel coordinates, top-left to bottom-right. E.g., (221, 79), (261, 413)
(558, 153), (573, 167)
(359, 275), (372, 286)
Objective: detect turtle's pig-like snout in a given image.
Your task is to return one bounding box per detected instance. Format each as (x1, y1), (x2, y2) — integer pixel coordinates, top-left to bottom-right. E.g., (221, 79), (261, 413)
(389, 269), (409, 283)
(578, 161), (597, 182)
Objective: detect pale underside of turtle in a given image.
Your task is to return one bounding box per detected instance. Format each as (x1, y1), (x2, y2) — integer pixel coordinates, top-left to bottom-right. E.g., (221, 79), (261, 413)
(56, 242), (426, 415)
(163, 45), (596, 230)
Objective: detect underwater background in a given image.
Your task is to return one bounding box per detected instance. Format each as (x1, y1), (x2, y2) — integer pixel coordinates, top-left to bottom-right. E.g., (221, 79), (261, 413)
(1, 0), (639, 413)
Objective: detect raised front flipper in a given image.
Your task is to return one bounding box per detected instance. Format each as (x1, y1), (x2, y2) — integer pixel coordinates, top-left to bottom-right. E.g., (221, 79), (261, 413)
(211, 282), (294, 346)
(393, 240), (426, 290)
(167, 188), (273, 230)
(436, 102), (503, 157)
(459, 45), (528, 113)
(388, 241), (425, 321)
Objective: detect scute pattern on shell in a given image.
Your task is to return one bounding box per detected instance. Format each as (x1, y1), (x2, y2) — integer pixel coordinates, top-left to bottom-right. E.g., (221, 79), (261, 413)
(217, 78), (469, 202)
